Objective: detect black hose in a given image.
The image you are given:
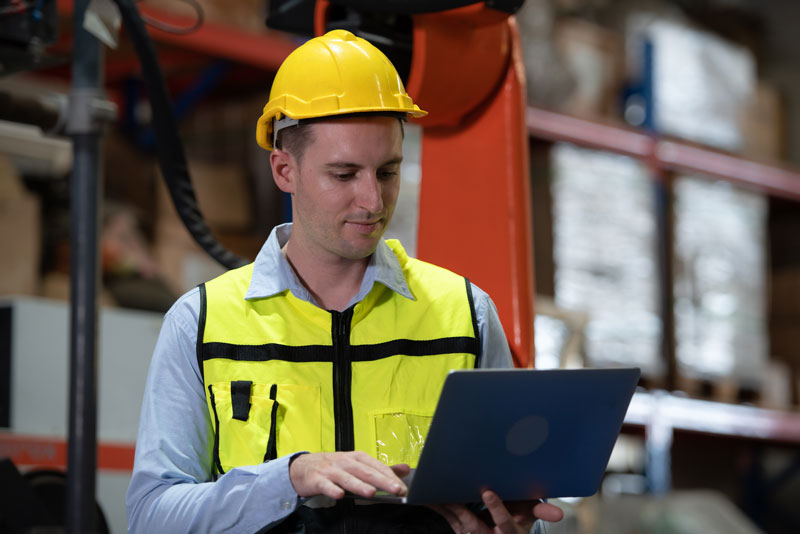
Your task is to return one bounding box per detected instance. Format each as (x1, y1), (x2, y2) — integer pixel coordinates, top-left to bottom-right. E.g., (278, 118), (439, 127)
(112, 0), (248, 270)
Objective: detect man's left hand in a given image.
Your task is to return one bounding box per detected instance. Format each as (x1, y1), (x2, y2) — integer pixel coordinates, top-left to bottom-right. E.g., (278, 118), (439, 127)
(431, 490), (564, 534)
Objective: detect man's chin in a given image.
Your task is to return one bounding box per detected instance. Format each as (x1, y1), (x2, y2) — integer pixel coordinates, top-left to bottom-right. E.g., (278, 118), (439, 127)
(335, 238), (382, 261)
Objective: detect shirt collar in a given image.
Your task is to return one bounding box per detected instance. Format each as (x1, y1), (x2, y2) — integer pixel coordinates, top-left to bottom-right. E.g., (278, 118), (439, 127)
(245, 222), (414, 305)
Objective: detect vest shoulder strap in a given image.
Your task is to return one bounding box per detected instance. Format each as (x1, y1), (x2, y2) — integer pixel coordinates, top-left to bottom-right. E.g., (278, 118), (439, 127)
(384, 239), (481, 352)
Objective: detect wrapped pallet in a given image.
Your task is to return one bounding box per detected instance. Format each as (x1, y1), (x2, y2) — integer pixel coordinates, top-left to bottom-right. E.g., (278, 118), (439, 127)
(550, 143), (662, 376)
(673, 176), (768, 388)
(626, 15), (756, 152)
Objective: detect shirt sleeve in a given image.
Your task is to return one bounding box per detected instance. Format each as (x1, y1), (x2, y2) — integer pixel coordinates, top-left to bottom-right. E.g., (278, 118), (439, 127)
(470, 283), (514, 369)
(125, 290), (301, 534)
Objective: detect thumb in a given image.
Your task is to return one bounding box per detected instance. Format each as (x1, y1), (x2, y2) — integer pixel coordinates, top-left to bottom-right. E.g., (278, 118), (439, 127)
(390, 463), (411, 478)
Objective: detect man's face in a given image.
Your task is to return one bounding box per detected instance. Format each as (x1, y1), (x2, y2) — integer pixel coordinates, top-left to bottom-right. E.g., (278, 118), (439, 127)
(284, 116), (403, 262)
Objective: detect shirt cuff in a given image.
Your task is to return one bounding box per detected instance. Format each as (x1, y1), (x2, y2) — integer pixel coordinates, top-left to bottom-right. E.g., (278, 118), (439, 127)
(244, 452), (309, 515)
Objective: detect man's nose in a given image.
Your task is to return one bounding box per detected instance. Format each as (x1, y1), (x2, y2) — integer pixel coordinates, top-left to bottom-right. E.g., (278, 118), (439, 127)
(355, 173), (384, 213)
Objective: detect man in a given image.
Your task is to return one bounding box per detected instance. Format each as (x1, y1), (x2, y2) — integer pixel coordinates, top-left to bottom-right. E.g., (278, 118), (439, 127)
(126, 30), (563, 533)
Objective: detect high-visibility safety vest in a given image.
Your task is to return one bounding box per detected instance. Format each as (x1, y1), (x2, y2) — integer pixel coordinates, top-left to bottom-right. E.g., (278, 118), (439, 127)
(198, 240), (480, 475)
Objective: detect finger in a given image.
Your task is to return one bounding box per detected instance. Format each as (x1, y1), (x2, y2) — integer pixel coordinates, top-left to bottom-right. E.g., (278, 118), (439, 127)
(390, 463), (411, 478)
(428, 504), (464, 533)
(328, 453), (406, 497)
(347, 453), (407, 495)
(511, 513), (528, 525)
(316, 477), (346, 500)
(289, 452), (407, 499)
(446, 503), (493, 534)
(481, 491), (519, 534)
(533, 501), (564, 523)
(360, 454), (408, 480)
(329, 466), (386, 498)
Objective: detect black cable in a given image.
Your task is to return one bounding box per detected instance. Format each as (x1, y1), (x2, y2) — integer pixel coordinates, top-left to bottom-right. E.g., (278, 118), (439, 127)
(113, 0), (248, 270)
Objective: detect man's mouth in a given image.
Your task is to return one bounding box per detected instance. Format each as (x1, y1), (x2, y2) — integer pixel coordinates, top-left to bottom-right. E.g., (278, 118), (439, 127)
(346, 219), (382, 234)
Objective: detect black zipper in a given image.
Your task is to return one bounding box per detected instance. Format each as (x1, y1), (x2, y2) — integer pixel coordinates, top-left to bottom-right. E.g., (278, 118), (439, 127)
(331, 307), (355, 452)
(330, 307), (355, 534)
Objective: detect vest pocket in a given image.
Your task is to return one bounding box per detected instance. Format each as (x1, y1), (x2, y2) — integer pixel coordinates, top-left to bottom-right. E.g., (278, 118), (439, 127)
(209, 382), (321, 473)
(371, 410), (434, 468)
(272, 383), (322, 456)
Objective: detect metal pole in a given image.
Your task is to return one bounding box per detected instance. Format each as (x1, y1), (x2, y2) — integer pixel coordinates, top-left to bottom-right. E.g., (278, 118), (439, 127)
(67, 1), (104, 532)
(645, 392), (673, 494)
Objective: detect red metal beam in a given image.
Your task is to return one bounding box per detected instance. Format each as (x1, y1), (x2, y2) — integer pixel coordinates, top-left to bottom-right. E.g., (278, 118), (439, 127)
(101, 48), (206, 81)
(527, 105), (800, 202)
(57, 0), (298, 72)
(526, 106), (654, 159)
(0, 432), (135, 472)
(658, 141), (800, 202)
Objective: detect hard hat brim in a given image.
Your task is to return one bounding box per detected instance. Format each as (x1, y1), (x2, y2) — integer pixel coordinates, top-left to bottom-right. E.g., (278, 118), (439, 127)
(257, 106), (427, 151)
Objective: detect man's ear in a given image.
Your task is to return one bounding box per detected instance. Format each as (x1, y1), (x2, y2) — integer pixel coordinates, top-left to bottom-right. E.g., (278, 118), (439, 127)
(270, 149), (296, 194)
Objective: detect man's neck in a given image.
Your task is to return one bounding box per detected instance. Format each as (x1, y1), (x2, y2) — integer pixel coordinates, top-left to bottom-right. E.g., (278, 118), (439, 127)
(282, 240), (371, 312)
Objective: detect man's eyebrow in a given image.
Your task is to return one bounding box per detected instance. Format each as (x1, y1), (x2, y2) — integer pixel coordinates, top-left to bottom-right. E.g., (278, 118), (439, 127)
(381, 157), (404, 166)
(323, 157), (403, 169)
(324, 161), (360, 169)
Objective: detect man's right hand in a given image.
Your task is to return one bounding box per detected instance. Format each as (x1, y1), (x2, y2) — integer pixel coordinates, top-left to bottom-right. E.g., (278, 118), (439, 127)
(288, 451), (410, 500)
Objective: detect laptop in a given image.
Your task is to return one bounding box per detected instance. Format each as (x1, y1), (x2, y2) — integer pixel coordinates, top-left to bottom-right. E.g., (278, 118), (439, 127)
(354, 367), (640, 505)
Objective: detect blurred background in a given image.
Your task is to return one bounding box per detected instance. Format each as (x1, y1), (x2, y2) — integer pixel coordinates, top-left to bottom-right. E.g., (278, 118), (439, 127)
(1, 0), (800, 532)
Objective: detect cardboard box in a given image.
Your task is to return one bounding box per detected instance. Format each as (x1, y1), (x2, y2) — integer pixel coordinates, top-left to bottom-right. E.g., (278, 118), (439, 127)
(153, 236), (226, 296)
(40, 272), (118, 307)
(156, 159), (254, 232)
(553, 18), (625, 119)
(770, 323), (800, 362)
(0, 156), (40, 296)
(153, 216), (264, 295)
(770, 268), (800, 319)
(740, 81), (786, 162)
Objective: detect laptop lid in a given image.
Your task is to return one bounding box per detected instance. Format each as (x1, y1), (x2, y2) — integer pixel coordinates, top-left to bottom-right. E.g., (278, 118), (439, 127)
(370, 367), (640, 505)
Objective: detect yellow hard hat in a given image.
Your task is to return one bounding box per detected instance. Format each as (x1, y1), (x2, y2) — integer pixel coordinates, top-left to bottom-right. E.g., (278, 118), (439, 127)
(256, 29), (427, 151)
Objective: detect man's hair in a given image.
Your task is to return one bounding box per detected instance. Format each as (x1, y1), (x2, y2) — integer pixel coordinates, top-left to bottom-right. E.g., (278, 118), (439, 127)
(275, 112), (406, 161)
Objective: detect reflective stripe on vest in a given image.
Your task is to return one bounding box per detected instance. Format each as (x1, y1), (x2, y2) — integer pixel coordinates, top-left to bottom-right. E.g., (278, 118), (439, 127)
(199, 240), (480, 474)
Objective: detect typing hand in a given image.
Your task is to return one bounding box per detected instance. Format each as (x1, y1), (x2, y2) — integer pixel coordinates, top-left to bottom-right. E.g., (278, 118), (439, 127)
(431, 490), (563, 534)
(289, 451), (410, 500)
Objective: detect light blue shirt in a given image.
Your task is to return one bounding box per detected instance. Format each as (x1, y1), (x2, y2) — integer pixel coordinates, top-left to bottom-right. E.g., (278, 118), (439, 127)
(126, 223), (513, 533)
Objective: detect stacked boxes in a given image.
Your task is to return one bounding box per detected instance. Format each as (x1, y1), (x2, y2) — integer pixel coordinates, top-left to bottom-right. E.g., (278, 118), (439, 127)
(627, 16), (757, 152)
(673, 177), (768, 388)
(550, 143), (662, 377)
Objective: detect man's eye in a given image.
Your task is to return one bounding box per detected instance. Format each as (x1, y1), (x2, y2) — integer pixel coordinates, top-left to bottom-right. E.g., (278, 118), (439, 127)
(378, 170), (399, 180)
(334, 173), (356, 180)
